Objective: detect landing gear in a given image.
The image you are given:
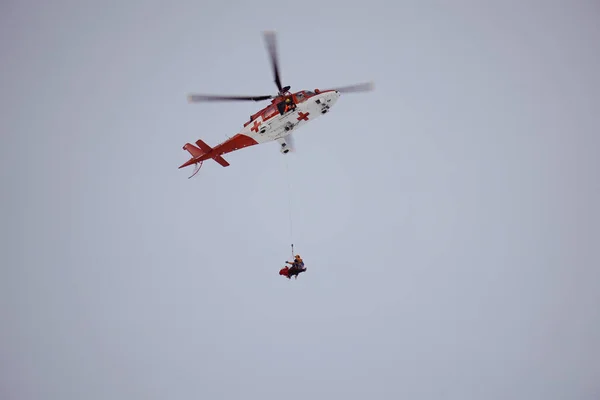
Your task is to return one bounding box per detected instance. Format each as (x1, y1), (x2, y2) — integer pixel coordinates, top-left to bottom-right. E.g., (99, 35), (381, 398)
(280, 142), (290, 154)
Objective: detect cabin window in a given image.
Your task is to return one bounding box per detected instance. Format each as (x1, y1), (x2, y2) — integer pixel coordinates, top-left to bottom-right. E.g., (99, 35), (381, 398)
(263, 105), (279, 119)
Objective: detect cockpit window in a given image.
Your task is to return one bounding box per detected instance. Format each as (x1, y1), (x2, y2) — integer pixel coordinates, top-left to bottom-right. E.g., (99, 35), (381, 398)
(305, 90), (315, 96)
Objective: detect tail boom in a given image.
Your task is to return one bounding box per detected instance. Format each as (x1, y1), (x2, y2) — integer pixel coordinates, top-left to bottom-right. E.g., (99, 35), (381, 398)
(178, 133), (258, 171)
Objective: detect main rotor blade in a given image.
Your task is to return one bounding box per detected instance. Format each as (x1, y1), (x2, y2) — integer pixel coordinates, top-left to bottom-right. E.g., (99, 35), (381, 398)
(327, 81), (374, 93)
(263, 30), (283, 93)
(187, 94), (274, 103)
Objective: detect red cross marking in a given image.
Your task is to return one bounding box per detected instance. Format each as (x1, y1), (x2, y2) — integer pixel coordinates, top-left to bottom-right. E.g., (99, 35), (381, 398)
(251, 120), (261, 132)
(297, 111), (310, 121)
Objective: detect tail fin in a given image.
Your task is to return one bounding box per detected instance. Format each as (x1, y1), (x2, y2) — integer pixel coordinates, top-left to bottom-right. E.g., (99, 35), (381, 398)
(183, 143), (203, 158)
(179, 139), (230, 172)
(193, 139), (229, 166)
(183, 139), (216, 159)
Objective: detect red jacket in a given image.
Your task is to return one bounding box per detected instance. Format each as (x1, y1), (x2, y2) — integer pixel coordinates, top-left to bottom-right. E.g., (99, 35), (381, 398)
(279, 266), (290, 277)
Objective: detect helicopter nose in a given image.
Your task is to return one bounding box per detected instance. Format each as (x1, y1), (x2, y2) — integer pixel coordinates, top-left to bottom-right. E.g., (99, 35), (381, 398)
(327, 90), (340, 104)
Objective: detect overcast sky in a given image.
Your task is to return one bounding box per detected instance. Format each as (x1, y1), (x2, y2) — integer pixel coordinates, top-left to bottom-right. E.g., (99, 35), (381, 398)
(2, 0), (600, 399)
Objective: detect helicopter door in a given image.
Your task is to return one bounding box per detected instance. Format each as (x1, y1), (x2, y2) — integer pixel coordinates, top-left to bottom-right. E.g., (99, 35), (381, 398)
(278, 96), (296, 115)
(277, 99), (294, 115)
(277, 101), (286, 115)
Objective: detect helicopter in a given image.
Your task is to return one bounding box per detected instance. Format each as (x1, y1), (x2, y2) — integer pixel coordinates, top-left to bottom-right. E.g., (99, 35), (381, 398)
(180, 30), (373, 178)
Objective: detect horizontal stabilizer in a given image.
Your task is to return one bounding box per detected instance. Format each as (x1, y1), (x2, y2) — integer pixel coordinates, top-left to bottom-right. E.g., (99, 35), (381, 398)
(213, 155), (230, 167)
(195, 139), (213, 154)
(179, 138), (230, 170)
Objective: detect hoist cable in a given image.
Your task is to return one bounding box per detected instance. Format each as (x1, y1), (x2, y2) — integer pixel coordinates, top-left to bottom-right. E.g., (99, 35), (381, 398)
(284, 156), (294, 258)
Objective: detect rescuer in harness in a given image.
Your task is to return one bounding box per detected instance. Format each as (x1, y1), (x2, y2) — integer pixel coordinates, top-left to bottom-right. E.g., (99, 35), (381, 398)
(277, 96), (296, 115)
(279, 254), (306, 279)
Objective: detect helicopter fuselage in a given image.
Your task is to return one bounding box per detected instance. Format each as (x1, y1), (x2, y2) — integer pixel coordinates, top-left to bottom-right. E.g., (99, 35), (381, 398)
(180, 30), (370, 177)
(178, 89), (341, 174)
(242, 89), (340, 152)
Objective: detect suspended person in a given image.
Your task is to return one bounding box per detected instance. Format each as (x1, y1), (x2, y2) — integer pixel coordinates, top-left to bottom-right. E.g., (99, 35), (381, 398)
(279, 265), (291, 279)
(286, 254), (306, 279)
(278, 264), (305, 280)
(286, 254), (304, 269)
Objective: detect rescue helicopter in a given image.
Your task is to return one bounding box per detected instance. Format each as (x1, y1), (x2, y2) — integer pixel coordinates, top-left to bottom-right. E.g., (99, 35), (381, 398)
(180, 30), (373, 178)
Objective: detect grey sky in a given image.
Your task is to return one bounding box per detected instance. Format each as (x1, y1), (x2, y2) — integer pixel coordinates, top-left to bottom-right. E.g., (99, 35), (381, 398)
(2, 0), (599, 399)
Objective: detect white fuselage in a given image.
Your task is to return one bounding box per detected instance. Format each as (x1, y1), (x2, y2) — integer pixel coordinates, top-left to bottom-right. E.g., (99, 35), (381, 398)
(241, 90), (340, 144)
